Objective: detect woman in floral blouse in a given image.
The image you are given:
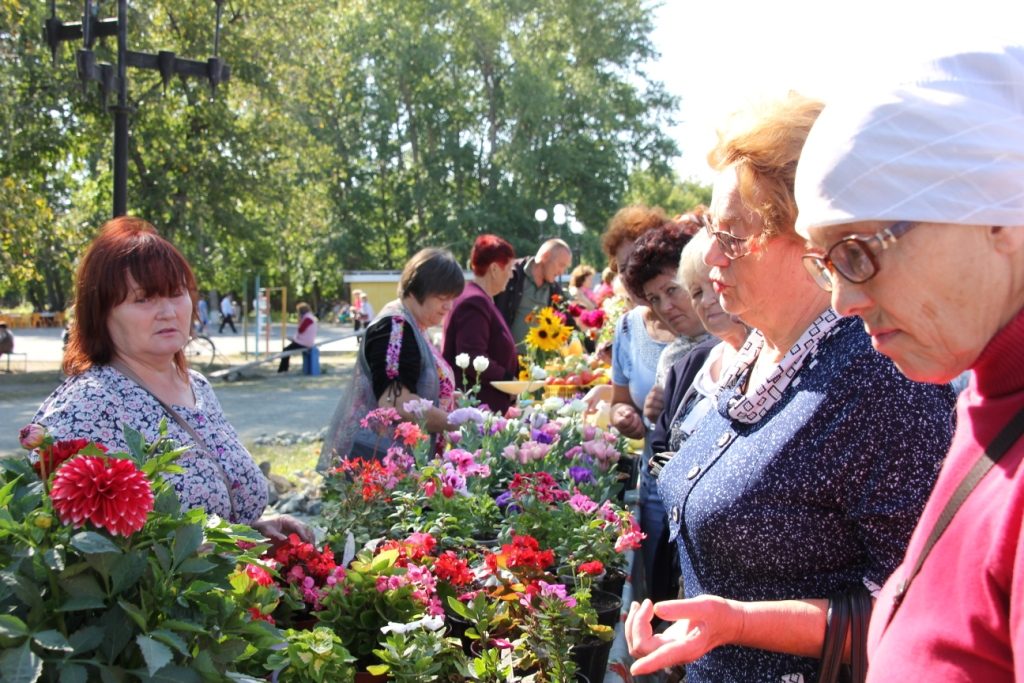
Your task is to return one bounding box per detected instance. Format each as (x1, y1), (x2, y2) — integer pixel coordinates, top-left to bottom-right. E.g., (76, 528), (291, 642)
(33, 216), (309, 543)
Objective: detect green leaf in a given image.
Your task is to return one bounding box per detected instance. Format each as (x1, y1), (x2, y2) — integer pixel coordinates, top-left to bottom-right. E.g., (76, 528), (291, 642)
(68, 625), (105, 654)
(148, 628), (189, 656)
(133, 665), (201, 683)
(445, 595), (470, 619)
(225, 674), (266, 683)
(57, 574), (108, 611)
(0, 476), (21, 509)
(0, 614), (29, 638)
(172, 524), (204, 568)
(98, 606), (134, 661)
(0, 642), (42, 683)
(366, 664), (390, 675)
(32, 629), (73, 652)
(98, 664), (128, 683)
(159, 619), (207, 634)
(177, 557), (216, 574)
(117, 599), (149, 631)
(124, 426), (146, 461)
(59, 663), (88, 683)
(58, 594), (108, 611)
(70, 531), (122, 555)
(43, 547), (65, 572)
(110, 552), (148, 596)
(135, 634), (173, 677)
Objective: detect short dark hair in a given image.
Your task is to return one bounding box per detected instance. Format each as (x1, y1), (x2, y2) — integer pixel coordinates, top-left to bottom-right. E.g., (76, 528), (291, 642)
(470, 235), (516, 276)
(399, 248), (465, 303)
(622, 222), (692, 300)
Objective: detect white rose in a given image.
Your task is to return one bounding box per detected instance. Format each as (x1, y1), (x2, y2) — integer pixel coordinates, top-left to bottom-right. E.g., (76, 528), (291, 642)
(455, 353), (470, 369)
(472, 355), (490, 374)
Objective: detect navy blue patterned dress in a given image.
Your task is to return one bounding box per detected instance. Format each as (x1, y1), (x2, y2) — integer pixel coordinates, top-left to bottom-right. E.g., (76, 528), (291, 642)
(658, 316), (956, 682)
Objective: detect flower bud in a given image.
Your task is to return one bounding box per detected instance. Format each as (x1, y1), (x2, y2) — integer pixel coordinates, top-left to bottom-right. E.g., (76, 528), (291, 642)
(19, 424), (47, 450)
(32, 512), (53, 530)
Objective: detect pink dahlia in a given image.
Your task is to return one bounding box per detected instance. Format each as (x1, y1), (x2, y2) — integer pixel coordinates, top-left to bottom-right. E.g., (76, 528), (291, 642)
(50, 456), (154, 537)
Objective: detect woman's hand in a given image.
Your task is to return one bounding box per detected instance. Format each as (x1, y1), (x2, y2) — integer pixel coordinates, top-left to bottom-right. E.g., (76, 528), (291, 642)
(252, 515), (315, 545)
(626, 596), (742, 675)
(611, 402), (646, 439)
(643, 384), (665, 424)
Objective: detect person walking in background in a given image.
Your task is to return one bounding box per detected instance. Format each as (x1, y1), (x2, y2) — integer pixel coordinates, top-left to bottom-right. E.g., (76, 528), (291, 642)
(568, 264), (598, 310)
(196, 296), (209, 334)
(352, 289), (374, 332)
(219, 293), (237, 334)
(278, 302), (318, 373)
(493, 238), (573, 347)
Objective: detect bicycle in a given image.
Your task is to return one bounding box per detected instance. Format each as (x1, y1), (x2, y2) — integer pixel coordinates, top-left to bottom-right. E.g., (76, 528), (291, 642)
(184, 334), (217, 372)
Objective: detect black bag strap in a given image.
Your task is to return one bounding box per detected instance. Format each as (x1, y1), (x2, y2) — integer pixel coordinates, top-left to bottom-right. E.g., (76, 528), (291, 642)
(818, 590), (850, 683)
(817, 583), (871, 683)
(886, 404), (1024, 626)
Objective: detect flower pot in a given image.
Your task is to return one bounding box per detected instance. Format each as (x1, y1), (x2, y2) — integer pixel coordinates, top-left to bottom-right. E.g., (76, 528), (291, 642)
(354, 671), (388, 683)
(591, 588), (623, 628)
(573, 635), (613, 683)
(596, 567), (627, 599)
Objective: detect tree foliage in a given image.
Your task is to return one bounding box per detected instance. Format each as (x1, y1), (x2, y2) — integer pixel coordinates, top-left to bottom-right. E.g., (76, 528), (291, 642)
(1, 0), (681, 309)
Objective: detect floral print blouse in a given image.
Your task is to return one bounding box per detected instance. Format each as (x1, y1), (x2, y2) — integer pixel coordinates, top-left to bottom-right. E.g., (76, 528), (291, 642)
(33, 365), (268, 524)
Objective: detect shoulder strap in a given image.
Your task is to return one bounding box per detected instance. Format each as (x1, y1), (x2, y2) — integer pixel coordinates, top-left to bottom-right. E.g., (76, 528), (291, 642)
(110, 362), (238, 521)
(886, 403), (1024, 625)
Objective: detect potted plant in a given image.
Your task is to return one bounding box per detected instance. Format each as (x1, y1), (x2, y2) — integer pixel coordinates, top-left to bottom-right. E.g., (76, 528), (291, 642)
(1, 424), (283, 681)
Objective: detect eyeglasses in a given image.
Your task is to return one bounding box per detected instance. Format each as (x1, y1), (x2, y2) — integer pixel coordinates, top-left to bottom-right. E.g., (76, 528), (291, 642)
(802, 221), (918, 292)
(703, 215), (755, 260)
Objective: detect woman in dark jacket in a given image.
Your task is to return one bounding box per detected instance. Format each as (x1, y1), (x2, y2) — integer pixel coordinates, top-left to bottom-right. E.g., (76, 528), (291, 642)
(442, 235), (519, 413)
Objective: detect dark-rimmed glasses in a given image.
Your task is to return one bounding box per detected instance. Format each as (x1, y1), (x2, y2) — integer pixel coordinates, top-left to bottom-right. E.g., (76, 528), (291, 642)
(703, 215), (755, 260)
(802, 221), (918, 292)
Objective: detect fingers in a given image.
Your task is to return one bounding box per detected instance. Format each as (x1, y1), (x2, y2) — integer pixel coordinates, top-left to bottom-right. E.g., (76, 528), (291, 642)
(630, 634), (701, 676)
(625, 599), (654, 657)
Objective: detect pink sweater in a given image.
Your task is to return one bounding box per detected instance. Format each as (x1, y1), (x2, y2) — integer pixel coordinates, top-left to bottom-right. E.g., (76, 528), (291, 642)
(867, 307), (1024, 681)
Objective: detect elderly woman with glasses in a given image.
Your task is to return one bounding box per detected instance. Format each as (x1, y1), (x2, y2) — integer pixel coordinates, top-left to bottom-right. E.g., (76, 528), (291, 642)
(625, 93), (957, 682)
(795, 44), (1024, 682)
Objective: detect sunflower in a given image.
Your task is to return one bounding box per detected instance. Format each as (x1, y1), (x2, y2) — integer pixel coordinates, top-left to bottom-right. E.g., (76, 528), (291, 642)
(526, 324), (563, 352)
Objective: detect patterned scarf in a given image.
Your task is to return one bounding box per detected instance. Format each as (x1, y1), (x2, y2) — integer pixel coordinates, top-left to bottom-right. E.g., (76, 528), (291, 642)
(717, 309), (842, 424)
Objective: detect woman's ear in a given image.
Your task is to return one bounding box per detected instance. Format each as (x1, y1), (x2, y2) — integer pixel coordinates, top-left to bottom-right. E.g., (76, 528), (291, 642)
(991, 225), (1024, 255)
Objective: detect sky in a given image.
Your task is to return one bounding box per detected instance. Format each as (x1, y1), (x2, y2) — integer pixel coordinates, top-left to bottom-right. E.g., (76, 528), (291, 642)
(645, 0), (1024, 182)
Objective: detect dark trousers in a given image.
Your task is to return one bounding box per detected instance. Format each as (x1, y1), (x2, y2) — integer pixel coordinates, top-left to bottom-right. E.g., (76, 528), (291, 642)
(219, 313), (236, 334)
(278, 342), (305, 372)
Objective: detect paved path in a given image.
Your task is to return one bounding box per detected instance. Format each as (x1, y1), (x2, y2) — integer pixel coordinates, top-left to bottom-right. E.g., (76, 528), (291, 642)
(0, 325), (359, 456)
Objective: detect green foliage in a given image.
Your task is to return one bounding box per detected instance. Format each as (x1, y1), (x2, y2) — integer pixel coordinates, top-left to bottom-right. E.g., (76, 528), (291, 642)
(625, 168), (713, 215)
(265, 627), (356, 683)
(0, 426), (284, 682)
(3, 0), (680, 307)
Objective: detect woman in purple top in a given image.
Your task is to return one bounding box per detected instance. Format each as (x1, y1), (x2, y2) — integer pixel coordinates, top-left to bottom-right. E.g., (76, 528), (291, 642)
(442, 235), (519, 413)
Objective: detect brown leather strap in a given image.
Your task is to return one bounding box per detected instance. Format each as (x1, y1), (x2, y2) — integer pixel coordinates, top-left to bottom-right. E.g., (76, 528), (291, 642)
(886, 404), (1024, 626)
(111, 361), (238, 521)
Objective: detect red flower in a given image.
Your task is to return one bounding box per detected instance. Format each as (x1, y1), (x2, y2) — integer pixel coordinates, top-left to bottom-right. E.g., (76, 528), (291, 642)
(33, 438), (106, 479)
(50, 456), (154, 537)
(434, 551), (474, 586)
(393, 422), (425, 447)
(578, 560), (605, 576)
(245, 564), (275, 587)
(248, 606), (275, 624)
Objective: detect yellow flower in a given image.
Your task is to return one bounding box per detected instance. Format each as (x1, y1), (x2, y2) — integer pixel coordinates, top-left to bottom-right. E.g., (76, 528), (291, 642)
(526, 324), (562, 352)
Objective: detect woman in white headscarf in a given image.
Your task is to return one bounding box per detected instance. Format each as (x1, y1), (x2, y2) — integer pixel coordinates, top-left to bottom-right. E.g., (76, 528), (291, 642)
(796, 43), (1024, 682)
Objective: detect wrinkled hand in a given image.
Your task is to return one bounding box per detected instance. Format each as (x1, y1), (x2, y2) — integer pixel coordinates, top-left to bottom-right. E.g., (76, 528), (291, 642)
(611, 403), (645, 439)
(252, 515), (315, 545)
(643, 385), (665, 424)
(626, 597), (738, 675)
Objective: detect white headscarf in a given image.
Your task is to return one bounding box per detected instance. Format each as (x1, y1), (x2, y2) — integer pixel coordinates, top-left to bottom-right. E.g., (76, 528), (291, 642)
(795, 44), (1024, 236)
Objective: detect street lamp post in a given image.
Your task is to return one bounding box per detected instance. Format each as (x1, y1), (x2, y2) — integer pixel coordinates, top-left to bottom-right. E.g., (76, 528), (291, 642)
(533, 208), (548, 240)
(45, 0), (230, 218)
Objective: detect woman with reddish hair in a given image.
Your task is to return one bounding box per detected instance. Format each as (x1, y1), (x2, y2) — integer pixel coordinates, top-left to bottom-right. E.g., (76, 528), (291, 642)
(442, 234), (519, 412)
(33, 216), (310, 544)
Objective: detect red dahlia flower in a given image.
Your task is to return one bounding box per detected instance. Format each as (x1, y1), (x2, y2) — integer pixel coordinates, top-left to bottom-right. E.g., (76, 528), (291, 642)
(50, 456), (154, 537)
(33, 438), (106, 479)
